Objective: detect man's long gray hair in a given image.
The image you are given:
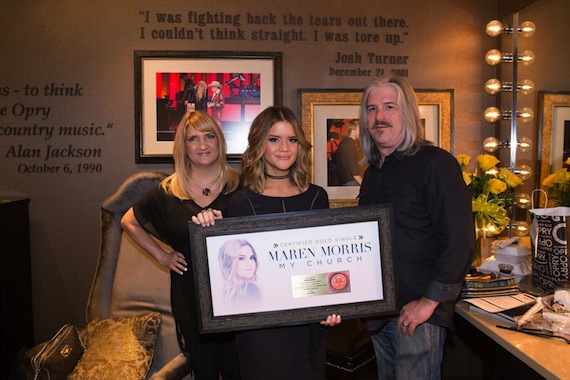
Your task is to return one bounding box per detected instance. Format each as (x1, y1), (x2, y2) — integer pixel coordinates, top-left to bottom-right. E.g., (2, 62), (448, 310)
(358, 76), (430, 164)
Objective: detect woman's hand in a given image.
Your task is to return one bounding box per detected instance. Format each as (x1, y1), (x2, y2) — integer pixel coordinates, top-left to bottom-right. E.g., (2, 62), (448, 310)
(320, 314), (342, 327)
(160, 250), (187, 275)
(191, 208), (223, 227)
(122, 208), (187, 273)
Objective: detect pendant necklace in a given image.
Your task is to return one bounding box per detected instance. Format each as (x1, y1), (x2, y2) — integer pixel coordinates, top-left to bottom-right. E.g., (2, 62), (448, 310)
(190, 176), (218, 196)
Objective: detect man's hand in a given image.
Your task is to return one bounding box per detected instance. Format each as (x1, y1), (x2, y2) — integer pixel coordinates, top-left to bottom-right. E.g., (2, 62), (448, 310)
(397, 297), (439, 336)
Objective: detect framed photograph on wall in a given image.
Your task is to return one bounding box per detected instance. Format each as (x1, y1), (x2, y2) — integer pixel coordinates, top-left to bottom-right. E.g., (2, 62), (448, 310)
(538, 91), (570, 192)
(298, 89), (453, 206)
(135, 51), (282, 163)
(188, 204), (397, 333)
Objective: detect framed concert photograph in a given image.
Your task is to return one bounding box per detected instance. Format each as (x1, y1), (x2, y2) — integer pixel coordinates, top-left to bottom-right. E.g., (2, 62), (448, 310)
(298, 89), (453, 207)
(188, 204), (397, 333)
(135, 50), (282, 163)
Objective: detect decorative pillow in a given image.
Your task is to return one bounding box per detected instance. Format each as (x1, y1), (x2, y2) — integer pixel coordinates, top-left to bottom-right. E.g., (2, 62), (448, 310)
(68, 312), (161, 380)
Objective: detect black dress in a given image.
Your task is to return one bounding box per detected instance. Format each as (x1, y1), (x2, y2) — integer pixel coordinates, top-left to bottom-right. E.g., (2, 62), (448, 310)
(226, 185), (330, 380)
(133, 187), (240, 380)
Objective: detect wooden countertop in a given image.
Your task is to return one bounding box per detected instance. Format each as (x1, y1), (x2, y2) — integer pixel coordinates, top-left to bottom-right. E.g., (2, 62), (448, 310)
(456, 301), (570, 379)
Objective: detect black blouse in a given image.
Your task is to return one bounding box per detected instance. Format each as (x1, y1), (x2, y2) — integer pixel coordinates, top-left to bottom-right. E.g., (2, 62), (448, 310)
(226, 184), (329, 217)
(133, 187), (234, 325)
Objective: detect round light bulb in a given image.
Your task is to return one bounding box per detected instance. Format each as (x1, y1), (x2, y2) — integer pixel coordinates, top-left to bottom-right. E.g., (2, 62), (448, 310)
(515, 193), (531, 209)
(518, 137), (532, 153)
(519, 21), (536, 38)
(484, 107), (502, 123)
(483, 137), (500, 152)
(519, 79), (534, 95)
(486, 20), (504, 37)
(485, 79), (502, 95)
(515, 164), (532, 180)
(518, 107), (534, 123)
(513, 221), (529, 237)
(485, 49), (503, 65)
(519, 50), (535, 66)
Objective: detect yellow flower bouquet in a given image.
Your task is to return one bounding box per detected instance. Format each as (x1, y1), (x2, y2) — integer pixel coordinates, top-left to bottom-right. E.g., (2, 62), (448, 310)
(456, 154), (523, 239)
(542, 158), (570, 206)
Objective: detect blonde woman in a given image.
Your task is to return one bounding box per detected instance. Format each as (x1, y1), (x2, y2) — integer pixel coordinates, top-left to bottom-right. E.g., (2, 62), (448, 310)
(218, 239), (261, 308)
(121, 111), (241, 380)
(195, 80), (208, 112)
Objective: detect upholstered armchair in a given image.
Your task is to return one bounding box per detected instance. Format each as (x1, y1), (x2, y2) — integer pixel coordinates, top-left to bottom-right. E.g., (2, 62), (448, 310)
(85, 171), (192, 379)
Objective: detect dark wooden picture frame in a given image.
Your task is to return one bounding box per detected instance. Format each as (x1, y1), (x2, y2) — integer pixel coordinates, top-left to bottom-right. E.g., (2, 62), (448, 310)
(188, 204), (397, 333)
(135, 50), (282, 163)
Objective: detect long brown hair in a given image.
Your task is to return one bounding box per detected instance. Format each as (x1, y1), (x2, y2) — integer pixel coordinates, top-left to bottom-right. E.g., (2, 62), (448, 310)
(241, 106), (312, 193)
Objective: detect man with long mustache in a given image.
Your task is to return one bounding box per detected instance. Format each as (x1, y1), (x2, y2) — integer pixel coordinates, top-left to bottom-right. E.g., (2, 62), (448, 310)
(357, 76), (474, 380)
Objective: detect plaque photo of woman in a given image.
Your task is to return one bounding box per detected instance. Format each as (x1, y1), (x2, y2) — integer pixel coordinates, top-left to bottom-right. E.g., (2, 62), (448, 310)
(218, 239), (262, 312)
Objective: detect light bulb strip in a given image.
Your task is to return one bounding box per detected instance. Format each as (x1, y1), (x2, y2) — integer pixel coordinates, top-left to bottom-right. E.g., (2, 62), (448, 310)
(482, 139), (531, 150)
(485, 79), (534, 95)
(486, 20), (535, 38)
(484, 107), (534, 122)
(485, 51), (534, 66)
(484, 15), (535, 238)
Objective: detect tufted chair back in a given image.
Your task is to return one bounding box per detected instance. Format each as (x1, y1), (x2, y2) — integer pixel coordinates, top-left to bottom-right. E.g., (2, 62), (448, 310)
(86, 171), (191, 379)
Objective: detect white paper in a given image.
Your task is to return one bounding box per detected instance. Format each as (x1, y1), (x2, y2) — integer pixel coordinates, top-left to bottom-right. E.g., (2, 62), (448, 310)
(464, 293), (537, 313)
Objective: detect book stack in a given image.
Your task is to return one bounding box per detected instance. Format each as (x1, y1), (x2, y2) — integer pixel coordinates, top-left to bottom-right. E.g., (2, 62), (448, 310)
(461, 271), (518, 298)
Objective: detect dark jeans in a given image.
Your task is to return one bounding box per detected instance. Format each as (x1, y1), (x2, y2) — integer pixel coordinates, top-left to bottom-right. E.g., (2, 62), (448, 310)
(371, 318), (447, 380)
